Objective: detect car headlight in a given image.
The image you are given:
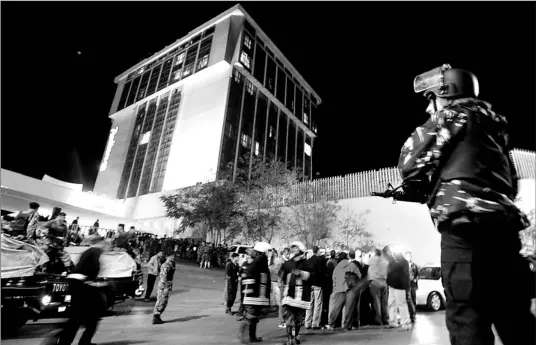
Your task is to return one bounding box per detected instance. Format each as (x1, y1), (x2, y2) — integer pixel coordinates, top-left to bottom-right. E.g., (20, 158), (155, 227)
(64, 295), (71, 302)
(41, 295), (52, 306)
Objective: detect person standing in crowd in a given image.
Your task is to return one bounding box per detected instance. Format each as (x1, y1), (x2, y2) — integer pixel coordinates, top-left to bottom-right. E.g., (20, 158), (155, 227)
(347, 250), (367, 329)
(153, 252), (176, 324)
(386, 248), (411, 330)
(305, 246), (325, 330)
(237, 242), (271, 344)
(225, 253), (240, 314)
(280, 241), (315, 345)
(326, 252), (361, 331)
(145, 251), (164, 302)
(42, 212), (73, 272)
(70, 217), (79, 232)
(198, 241), (207, 268)
(322, 250), (338, 328)
(93, 220), (99, 228)
(114, 224), (129, 251)
(55, 236), (110, 345)
(267, 248), (280, 312)
(277, 247), (291, 328)
(10, 201), (40, 241)
(393, 64), (535, 344)
(367, 248), (389, 325)
(405, 252), (419, 323)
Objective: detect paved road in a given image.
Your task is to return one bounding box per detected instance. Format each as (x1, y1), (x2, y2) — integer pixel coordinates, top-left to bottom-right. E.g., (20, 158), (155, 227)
(2, 260), (503, 345)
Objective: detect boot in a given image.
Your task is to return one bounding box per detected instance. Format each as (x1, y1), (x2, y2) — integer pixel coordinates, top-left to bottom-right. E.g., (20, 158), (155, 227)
(294, 326), (301, 345)
(152, 314), (164, 325)
(249, 323), (262, 342)
(284, 326), (294, 345)
(237, 322), (249, 344)
(225, 307), (232, 315)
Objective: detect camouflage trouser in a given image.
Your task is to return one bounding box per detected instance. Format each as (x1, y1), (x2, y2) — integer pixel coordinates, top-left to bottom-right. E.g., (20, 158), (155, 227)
(154, 283), (172, 316)
(39, 238), (72, 267)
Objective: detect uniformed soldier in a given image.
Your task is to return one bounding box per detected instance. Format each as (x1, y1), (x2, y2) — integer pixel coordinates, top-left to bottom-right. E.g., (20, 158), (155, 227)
(152, 252), (176, 325)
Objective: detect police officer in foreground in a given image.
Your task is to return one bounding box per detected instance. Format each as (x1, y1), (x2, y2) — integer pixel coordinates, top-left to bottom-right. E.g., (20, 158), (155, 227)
(382, 64), (535, 345)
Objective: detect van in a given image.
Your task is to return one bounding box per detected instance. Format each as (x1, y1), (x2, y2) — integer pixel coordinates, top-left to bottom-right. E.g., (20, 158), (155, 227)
(228, 245), (253, 266)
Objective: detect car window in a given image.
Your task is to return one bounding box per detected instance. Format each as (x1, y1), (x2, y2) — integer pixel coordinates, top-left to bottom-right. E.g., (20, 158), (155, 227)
(229, 246), (237, 252)
(238, 247), (249, 254)
(419, 267), (441, 280)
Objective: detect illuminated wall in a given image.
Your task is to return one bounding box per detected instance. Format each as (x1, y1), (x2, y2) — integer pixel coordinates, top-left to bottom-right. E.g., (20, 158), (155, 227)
(93, 107), (137, 198)
(162, 61), (233, 190)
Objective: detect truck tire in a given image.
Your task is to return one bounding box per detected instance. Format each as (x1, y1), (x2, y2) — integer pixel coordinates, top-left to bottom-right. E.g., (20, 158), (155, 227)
(1, 307), (29, 337)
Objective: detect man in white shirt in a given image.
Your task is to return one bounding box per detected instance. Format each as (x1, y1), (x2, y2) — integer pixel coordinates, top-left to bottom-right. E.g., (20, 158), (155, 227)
(145, 251), (164, 302)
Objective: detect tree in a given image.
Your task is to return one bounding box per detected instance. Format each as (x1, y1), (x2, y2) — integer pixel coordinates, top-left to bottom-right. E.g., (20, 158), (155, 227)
(335, 208), (372, 251)
(226, 153), (299, 244)
(280, 179), (341, 248)
(160, 179), (240, 243)
(281, 201), (341, 248)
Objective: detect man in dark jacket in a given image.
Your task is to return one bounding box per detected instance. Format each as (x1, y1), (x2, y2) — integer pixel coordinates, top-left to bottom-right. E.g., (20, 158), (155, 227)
(386, 250), (411, 329)
(304, 246), (325, 330)
(322, 250), (338, 327)
(225, 253), (240, 314)
(393, 64), (535, 344)
(57, 236), (110, 345)
(405, 251), (419, 323)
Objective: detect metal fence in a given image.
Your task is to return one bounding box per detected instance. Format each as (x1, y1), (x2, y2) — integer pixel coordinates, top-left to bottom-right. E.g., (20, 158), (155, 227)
(246, 149), (535, 208)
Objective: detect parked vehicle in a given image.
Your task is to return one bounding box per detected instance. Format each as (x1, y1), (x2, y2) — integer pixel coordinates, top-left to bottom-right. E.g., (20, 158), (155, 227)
(228, 245), (253, 266)
(1, 234), (144, 336)
(415, 266), (445, 312)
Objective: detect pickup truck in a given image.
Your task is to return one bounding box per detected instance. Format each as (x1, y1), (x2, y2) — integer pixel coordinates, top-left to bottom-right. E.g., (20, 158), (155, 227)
(1, 234), (144, 336)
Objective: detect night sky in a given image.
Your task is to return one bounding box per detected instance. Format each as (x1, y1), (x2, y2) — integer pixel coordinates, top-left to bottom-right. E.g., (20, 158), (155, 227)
(2, 2), (535, 191)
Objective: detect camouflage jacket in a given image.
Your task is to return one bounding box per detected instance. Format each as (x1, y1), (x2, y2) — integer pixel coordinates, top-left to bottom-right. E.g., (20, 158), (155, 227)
(398, 98), (529, 230)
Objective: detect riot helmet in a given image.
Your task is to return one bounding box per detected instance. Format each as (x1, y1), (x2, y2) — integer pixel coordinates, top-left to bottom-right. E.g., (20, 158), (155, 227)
(414, 64), (479, 100)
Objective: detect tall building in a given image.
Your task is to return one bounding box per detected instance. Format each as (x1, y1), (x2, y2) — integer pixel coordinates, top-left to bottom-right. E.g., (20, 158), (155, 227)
(94, 4), (321, 201)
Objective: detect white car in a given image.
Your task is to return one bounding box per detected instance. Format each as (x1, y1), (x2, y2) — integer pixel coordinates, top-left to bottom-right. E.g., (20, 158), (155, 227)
(228, 245), (253, 266)
(415, 266), (446, 312)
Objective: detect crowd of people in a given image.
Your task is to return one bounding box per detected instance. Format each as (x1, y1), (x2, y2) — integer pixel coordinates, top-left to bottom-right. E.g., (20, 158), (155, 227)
(222, 241), (420, 345)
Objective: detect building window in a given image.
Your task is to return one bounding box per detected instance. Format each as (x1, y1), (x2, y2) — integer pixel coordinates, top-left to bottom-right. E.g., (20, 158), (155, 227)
(269, 125), (274, 138)
(304, 113), (309, 125)
(254, 141), (260, 156)
(176, 53), (185, 65)
(304, 142), (311, 157)
(197, 55), (209, 70)
(241, 134), (251, 148)
(196, 37), (213, 72)
(225, 122), (233, 138)
(240, 51), (251, 69)
(246, 80), (255, 96)
(233, 69), (243, 83)
(139, 131), (151, 145)
(253, 43), (266, 84)
(244, 35), (252, 49)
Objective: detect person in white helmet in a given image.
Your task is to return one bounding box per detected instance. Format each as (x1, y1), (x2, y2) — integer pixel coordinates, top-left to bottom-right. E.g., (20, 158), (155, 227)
(280, 241), (315, 345)
(237, 241), (271, 344)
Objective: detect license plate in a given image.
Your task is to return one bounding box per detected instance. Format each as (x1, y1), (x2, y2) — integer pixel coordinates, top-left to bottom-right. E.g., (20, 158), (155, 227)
(52, 283), (69, 292)
(58, 306), (66, 312)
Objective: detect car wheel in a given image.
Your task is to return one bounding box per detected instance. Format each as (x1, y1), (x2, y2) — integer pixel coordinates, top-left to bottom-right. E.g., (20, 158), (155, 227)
(427, 292), (443, 311)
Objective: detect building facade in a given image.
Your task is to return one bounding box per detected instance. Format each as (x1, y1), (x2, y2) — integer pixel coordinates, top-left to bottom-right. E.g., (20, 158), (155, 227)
(94, 5), (321, 201)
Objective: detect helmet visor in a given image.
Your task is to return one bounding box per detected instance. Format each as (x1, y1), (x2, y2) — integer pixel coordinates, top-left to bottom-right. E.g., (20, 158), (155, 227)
(413, 64), (451, 94)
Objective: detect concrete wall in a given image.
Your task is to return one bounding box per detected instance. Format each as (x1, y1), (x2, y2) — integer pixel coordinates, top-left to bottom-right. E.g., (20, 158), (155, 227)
(162, 61), (233, 191)
(93, 106), (137, 197)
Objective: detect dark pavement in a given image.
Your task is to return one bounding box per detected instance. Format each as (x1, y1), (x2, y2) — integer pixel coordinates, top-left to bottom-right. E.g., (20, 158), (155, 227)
(3, 260), (505, 345)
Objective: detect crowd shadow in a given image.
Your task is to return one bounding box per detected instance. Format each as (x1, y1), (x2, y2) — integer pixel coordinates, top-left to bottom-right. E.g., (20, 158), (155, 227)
(164, 315), (209, 324)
